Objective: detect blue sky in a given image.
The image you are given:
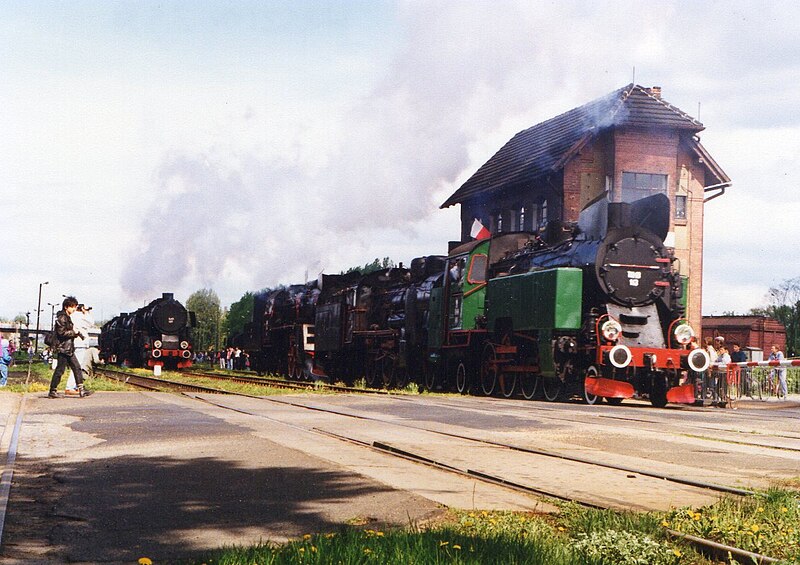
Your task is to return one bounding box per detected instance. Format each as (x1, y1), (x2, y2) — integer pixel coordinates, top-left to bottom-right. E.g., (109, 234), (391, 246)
(2, 1), (799, 324)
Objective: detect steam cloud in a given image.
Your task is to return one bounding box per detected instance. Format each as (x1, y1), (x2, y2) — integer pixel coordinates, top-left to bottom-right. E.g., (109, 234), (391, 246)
(120, 1), (798, 310)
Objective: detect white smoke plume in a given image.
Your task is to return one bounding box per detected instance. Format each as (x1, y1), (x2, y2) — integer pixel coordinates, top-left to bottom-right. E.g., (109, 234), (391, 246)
(120, 1), (800, 311)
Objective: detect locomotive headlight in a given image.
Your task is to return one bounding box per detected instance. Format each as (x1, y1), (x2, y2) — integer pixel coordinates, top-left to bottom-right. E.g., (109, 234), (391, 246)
(601, 319), (622, 342)
(180, 341), (189, 349)
(687, 348), (711, 373)
(609, 344), (633, 369)
(673, 323), (695, 345)
(152, 349), (162, 358)
(153, 340), (163, 349)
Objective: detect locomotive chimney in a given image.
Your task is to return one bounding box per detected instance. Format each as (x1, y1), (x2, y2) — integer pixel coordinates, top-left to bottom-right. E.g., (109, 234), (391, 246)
(648, 86), (662, 99)
(162, 293), (174, 300)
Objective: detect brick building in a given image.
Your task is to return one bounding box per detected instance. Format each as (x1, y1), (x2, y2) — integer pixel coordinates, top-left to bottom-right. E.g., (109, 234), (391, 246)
(441, 84), (730, 330)
(702, 315), (786, 354)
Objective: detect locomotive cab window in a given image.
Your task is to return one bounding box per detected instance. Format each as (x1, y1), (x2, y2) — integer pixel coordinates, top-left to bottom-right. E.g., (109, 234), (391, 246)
(467, 254), (488, 284)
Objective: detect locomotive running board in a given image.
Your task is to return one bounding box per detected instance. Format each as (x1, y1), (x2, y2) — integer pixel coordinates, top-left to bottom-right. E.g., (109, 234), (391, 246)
(666, 384), (696, 404)
(584, 377), (634, 398)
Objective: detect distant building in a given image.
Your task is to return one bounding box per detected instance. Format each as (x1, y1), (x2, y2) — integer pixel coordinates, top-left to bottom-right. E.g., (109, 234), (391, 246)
(702, 315), (786, 354)
(441, 84), (730, 330)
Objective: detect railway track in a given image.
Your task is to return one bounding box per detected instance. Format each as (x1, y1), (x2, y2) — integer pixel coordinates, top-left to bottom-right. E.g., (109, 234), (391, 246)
(183, 369), (394, 395)
(90, 368), (786, 563)
(186, 392), (781, 564)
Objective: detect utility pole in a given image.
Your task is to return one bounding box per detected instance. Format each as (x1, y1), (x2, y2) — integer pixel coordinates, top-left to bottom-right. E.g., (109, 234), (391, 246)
(34, 281), (49, 354)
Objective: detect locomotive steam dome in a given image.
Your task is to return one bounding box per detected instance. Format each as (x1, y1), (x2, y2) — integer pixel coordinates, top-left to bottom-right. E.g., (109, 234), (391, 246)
(595, 228), (671, 307)
(152, 297), (188, 334)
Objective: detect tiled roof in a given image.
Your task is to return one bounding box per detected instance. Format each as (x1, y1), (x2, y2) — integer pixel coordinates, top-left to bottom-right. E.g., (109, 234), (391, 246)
(441, 84), (705, 208)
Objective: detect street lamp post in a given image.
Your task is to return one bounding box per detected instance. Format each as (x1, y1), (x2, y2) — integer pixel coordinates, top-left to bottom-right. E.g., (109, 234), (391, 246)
(34, 281), (49, 354)
(48, 302), (57, 330)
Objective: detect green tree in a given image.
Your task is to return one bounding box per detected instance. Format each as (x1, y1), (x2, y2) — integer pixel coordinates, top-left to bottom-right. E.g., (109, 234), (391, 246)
(750, 276), (800, 356)
(224, 292), (254, 340)
(342, 257), (395, 275)
(186, 289), (223, 352)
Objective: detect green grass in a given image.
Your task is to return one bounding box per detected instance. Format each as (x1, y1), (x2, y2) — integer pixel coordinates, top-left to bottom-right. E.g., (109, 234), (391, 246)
(664, 488), (800, 561)
(182, 489), (800, 565)
(1, 360), (134, 393)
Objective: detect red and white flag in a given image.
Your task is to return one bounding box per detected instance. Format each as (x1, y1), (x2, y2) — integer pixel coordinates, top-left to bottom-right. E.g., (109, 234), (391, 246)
(470, 218), (491, 240)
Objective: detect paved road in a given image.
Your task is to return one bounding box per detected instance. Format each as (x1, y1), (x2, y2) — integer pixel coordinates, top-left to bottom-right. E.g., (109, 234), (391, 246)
(0, 391), (798, 564)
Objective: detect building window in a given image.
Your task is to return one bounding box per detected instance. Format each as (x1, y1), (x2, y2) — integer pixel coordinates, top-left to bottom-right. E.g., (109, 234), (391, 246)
(621, 172), (667, 203)
(538, 199), (548, 228)
(518, 207), (526, 231)
(507, 210), (517, 232)
(496, 212), (503, 233)
(675, 195), (687, 219)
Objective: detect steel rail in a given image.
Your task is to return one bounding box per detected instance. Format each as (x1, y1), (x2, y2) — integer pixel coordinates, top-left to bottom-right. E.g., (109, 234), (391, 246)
(191, 393), (782, 565)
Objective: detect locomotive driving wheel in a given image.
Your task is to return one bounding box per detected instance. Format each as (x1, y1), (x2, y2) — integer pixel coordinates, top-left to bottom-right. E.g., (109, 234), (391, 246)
(520, 373), (539, 400)
(583, 365), (601, 405)
(497, 335), (517, 398)
(480, 342), (498, 396)
(542, 376), (564, 401)
(394, 363), (409, 389)
(455, 360), (469, 394)
(365, 354), (379, 388)
(381, 355), (397, 389)
(422, 359), (437, 391)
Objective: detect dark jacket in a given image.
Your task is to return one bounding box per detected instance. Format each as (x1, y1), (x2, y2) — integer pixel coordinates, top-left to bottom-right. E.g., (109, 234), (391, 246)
(54, 310), (81, 355)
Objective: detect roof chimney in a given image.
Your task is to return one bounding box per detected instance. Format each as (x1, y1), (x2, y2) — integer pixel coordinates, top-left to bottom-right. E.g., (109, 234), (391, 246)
(648, 86), (662, 99)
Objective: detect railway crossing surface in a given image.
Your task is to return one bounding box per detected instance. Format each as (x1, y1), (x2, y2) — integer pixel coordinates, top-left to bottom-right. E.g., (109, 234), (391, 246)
(0, 390), (798, 563)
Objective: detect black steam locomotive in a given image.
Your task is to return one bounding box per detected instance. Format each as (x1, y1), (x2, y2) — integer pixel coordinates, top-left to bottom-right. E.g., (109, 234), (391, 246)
(100, 293), (195, 369)
(235, 193), (709, 407)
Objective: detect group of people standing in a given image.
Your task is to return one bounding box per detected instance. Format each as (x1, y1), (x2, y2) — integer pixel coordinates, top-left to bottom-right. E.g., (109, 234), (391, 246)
(213, 347), (250, 371)
(702, 336), (788, 399)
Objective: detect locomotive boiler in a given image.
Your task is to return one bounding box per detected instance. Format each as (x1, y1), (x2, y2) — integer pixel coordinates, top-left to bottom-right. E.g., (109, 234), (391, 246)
(100, 293), (195, 369)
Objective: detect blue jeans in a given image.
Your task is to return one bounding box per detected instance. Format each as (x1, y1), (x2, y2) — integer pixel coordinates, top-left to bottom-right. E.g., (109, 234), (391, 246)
(0, 363), (7, 386)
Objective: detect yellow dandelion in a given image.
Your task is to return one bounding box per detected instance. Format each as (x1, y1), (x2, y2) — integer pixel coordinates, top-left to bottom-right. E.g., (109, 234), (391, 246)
(363, 548), (372, 555)
(661, 520), (670, 527)
(439, 540), (449, 547)
(693, 513), (701, 521)
(481, 511), (488, 517)
(303, 534), (312, 540)
(751, 524), (760, 532)
(673, 549), (682, 557)
(686, 509), (695, 517)
(375, 531), (384, 537)
(325, 532), (336, 539)
(311, 546), (317, 553)
(468, 512), (476, 517)
(138, 559), (153, 565)
(758, 507), (765, 513)
(781, 507), (788, 513)
(558, 526), (566, 532)
(298, 547), (305, 553)
(453, 544), (462, 550)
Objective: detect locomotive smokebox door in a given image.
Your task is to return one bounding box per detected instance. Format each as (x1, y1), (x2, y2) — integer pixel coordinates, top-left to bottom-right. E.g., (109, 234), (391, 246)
(595, 227), (671, 307)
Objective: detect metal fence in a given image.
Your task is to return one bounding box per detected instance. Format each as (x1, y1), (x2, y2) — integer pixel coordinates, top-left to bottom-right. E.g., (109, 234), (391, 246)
(702, 364), (798, 407)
